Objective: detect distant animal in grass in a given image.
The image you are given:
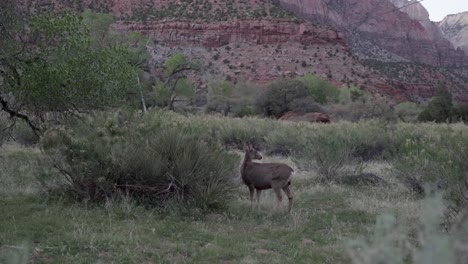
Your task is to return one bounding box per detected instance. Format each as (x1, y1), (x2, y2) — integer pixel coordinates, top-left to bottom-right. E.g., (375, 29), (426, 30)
(239, 144), (294, 212)
(278, 111), (331, 123)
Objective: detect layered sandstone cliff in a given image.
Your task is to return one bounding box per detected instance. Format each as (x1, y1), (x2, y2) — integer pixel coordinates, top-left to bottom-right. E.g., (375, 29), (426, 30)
(113, 20), (345, 48)
(278, 0), (468, 66)
(438, 12), (468, 53)
(14, 0), (468, 101)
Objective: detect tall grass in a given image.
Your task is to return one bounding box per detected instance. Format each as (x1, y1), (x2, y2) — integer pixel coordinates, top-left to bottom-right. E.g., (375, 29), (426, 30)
(37, 109), (468, 216)
(347, 194), (468, 264)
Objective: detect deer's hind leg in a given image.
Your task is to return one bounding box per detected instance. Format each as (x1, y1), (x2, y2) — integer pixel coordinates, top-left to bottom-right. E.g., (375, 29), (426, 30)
(282, 185), (293, 213)
(273, 187), (283, 209)
(248, 186), (255, 209)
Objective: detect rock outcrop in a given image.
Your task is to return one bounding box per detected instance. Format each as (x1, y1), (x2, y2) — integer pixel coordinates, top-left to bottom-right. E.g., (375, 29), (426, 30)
(113, 20), (345, 48)
(278, 0), (468, 66)
(438, 12), (468, 53)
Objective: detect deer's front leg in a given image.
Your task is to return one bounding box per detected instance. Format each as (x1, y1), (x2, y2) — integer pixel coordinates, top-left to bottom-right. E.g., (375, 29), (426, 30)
(249, 185), (255, 209)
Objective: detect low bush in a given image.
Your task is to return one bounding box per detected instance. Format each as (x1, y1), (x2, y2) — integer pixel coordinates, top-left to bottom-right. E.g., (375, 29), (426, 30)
(326, 94), (395, 122)
(394, 101), (422, 123)
(393, 125), (468, 215)
(264, 124), (308, 156)
(205, 81), (258, 117)
(217, 118), (268, 150)
(0, 115), (7, 146)
(41, 110), (239, 210)
(12, 121), (40, 146)
(288, 96), (323, 113)
(293, 127), (360, 181)
(347, 194), (468, 264)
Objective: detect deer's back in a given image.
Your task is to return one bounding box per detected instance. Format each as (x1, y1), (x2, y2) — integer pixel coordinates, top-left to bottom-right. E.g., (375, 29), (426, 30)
(242, 162), (293, 189)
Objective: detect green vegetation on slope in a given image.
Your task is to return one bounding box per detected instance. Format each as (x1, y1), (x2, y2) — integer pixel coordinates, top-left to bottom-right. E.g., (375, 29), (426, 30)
(131, 0), (296, 22)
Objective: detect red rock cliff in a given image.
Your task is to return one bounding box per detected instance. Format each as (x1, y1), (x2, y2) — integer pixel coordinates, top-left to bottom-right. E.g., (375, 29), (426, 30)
(113, 20), (346, 48)
(278, 0), (468, 66)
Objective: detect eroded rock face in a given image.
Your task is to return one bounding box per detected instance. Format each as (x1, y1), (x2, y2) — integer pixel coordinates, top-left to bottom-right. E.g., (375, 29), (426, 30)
(113, 20), (345, 48)
(438, 12), (468, 53)
(278, 0), (468, 66)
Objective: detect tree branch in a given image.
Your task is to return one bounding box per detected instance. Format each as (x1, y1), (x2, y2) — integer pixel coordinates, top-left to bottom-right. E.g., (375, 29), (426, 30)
(0, 95), (41, 136)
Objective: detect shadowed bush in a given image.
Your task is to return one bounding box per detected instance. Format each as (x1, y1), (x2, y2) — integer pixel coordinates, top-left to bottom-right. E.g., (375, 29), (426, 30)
(256, 79), (310, 117)
(12, 121), (40, 146)
(41, 110), (239, 210)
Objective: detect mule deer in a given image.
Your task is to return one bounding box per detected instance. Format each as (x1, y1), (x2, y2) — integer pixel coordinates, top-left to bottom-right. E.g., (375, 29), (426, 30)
(240, 144), (294, 212)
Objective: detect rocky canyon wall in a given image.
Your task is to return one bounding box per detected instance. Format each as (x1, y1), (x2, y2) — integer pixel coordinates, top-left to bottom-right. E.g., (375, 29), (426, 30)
(278, 0), (468, 66)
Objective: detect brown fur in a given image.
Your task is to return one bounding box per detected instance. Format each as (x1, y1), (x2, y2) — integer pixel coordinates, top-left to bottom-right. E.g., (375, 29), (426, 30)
(278, 111), (331, 123)
(240, 145), (294, 212)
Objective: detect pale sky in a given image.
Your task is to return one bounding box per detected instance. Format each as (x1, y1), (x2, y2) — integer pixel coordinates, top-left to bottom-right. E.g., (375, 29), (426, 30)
(420, 0), (468, 21)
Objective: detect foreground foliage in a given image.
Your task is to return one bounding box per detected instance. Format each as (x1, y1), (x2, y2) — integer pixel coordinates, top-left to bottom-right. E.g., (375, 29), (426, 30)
(0, 5), (144, 134)
(41, 111), (239, 210)
(2, 112), (468, 263)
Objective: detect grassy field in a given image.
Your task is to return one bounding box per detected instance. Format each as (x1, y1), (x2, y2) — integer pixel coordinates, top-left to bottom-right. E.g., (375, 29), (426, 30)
(0, 142), (422, 263)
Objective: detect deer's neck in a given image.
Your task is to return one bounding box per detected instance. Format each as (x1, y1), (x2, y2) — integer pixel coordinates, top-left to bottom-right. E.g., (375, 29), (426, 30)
(240, 152), (252, 176)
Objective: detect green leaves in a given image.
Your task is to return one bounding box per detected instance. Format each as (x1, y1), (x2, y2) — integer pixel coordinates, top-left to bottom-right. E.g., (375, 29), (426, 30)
(297, 74), (340, 104)
(164, 52), (188, 76)
(6, 11), (141, 114)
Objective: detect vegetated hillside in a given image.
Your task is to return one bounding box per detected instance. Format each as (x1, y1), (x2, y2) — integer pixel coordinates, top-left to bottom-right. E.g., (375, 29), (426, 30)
(277, 0), (468, 101)
(15, 0), (468, 102)
(364, 60), (468, 103)
(18, 0), (295, 20)
(439, 12), (468, 53)
(116, 20), (400, 98)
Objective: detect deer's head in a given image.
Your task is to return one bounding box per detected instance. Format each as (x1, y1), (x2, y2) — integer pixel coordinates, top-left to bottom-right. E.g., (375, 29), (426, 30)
(244, 144), (262, 160)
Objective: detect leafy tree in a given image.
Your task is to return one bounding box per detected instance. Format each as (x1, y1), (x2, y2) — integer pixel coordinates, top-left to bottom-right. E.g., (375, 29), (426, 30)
(151, 53), (199, 111)
(0, 7), (142, 135)
(206, 80), (234, 116)
(418, 83), (453, 123)
(297, 74), (340, 104)
(256, 79), (311, 117)
(338, 86), (366, 104)
(452, 103), (468, 122)
(205, 81), (258, 117)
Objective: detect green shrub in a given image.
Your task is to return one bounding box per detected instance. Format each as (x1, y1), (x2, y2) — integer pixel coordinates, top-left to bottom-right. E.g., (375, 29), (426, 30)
(264, 124), (307, 156)
(418, 84), (453, 123)
(452, 103), (468, 122)
(41, 110), (239, 210)
(288, 96), (323, 113)
(0, 115), (7, 146)
(326, 94), (395, 122)
(347, 195), (468, 264)
(294, 128), (359, 181)
(394, 101), (422, 122)
(338, 86), (366, 104)
(393, 124), (468, 214)
(12, 121), (40, 146)
(256, 79), (310, 117)
(297, 74), (340, 104)
(205, 81), (258, 117)
(217, 119), (267, 150)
